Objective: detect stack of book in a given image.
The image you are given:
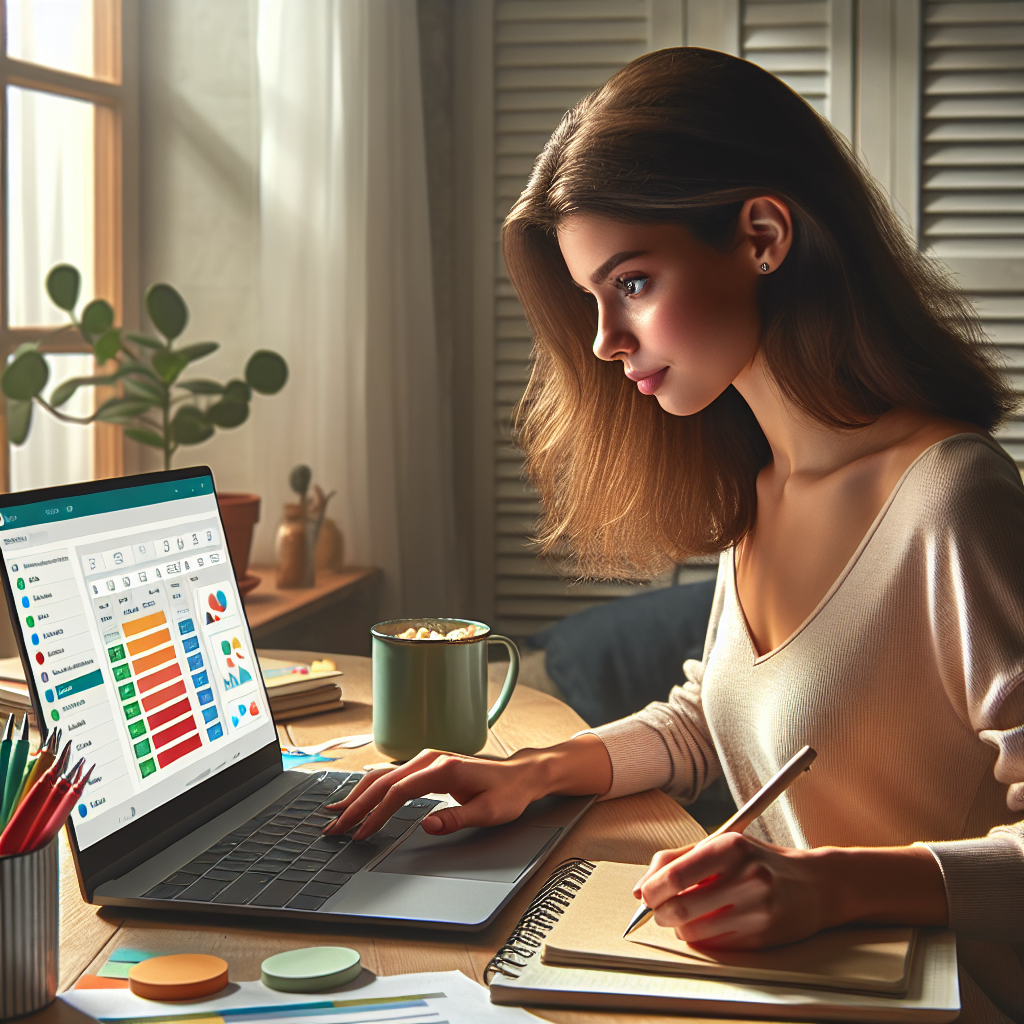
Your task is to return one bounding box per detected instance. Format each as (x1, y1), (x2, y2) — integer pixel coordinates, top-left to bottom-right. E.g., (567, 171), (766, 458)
(259, 657), (344, 721)
(0, 658), (32, 723)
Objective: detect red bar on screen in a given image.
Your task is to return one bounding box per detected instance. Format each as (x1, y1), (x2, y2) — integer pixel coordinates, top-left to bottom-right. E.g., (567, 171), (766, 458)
(153, 715), (198, 750)
(157, 730), (202, 768)
(147, 697), (192, 732)
(141, 680), (187, 713)
(137, 662), (182, 693)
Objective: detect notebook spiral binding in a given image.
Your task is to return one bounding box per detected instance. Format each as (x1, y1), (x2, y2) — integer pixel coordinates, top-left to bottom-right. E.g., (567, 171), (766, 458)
(485, 857), (596, 984)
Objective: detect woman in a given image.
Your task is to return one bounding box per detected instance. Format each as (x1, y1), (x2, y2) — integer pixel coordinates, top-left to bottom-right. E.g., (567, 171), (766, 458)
(326, 49), (1023, 1020)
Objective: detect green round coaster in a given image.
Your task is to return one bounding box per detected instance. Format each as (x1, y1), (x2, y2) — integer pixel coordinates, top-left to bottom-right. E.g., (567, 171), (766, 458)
(260, 946), (362, 993)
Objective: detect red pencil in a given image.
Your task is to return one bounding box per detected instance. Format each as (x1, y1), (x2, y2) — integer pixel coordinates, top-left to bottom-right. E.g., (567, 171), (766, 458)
(18, 757), (83, 854)
(0, 742), (72, 856)
(34, 762), (94, 849)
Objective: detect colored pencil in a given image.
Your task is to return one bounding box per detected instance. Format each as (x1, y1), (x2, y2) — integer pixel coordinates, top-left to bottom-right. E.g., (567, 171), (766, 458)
(34, 763), (95, 848)
(0, 741), (72, 855)
(1, 715), (31, 825)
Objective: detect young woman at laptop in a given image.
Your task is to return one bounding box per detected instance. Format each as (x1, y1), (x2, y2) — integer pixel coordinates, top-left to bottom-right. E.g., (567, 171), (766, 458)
(325, 50), (1023, 1019)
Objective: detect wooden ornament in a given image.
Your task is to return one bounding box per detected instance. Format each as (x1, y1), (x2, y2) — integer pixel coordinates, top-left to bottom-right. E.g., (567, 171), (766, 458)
(127, 953), (229, 1000)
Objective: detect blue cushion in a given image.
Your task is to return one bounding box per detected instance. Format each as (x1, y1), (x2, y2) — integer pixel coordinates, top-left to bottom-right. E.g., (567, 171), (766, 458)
(528, 579), (716, 727)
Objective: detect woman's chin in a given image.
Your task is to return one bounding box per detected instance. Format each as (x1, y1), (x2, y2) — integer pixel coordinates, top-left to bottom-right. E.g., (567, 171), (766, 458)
(655, 392), (719, 418)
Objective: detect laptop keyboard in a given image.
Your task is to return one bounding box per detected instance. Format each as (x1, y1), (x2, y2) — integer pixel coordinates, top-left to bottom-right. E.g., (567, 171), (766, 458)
(142, 771), (440, 912)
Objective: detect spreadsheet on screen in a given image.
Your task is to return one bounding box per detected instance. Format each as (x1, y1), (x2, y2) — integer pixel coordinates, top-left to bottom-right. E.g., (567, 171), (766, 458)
(0, 478), (275, 849)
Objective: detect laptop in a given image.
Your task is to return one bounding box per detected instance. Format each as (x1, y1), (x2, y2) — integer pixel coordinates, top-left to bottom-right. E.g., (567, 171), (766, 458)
(0, 466), (593, 930)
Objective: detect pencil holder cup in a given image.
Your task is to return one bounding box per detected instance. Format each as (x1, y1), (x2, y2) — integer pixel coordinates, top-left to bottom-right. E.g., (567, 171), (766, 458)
(0, 836), (58, 1019)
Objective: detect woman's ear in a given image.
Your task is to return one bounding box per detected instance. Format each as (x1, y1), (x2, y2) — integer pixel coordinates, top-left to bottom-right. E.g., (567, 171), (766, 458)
(738, 196), (792, 275)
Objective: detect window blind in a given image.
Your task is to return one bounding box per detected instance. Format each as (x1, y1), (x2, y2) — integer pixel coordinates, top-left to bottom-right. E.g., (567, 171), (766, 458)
(921, 0), (1024, 465)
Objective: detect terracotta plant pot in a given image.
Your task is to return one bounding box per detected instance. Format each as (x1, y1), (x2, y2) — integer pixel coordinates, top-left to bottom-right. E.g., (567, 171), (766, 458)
(217, 493), (260, 581)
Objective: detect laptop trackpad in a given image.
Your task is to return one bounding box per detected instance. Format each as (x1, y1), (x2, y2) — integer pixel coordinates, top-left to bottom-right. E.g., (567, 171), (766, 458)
(372, 823), (559, 883)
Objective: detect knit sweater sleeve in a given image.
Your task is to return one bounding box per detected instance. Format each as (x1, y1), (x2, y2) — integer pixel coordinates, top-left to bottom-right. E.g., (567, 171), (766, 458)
(916, 439), (1024, 944)
(586, 557), (727, 802)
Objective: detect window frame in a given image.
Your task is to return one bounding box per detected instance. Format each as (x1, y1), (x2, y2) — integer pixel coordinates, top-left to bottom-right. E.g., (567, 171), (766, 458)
(0, 0), (139, 490)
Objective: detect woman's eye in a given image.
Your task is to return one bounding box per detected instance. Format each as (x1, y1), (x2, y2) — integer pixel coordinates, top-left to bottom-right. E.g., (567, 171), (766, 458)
(617, 275), (649, 297)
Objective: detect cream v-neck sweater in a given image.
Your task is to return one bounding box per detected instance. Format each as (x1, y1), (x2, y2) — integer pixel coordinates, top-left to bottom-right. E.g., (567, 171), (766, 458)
(590, 434), (1024, 1022)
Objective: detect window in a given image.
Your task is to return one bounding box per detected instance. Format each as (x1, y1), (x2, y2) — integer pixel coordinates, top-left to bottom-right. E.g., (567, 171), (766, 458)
(0, 0), (137, 491)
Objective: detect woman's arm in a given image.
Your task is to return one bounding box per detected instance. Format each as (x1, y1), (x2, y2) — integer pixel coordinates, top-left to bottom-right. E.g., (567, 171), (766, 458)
(323, 732), (613, 839)
(635, 833), (947, 949)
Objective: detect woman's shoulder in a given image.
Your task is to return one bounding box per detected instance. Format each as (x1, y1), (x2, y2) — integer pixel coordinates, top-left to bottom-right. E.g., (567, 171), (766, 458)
(894, 431), (1024, 538)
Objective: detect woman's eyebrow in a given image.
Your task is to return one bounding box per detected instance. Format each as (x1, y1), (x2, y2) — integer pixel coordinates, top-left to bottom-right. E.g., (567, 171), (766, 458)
(590, 250), (647, 285)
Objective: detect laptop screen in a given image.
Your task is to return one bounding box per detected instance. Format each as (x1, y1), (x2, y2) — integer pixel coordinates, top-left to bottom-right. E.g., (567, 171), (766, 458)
(0, 470), (276, 850)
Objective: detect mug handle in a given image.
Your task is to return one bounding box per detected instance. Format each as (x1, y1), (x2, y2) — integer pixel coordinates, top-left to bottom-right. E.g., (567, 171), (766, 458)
(486, 635), (520, 728)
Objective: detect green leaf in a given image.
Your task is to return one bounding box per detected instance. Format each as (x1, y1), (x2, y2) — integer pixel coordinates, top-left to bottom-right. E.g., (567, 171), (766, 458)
(95, 398), (154, 423)
(81, 299), (115, 337)
(2, 350), (49, 400)
(7, 400), (32, 445)
(50, 376), (87, 408)
(125, 332), (165, 351)
(46, 265), (80, 312)
(206, 399), (249, 428)
(176, 341), (218, 364)
(95, 328), (121, 364)
(152, 349), (189, 383)
(245, 350), (288, 394)
(171, 406), (214, 445)
(146, 283), (188, 342)
(124, 426), (167, 449)
(223, 379), (251, 404)
(290, 465), (311, 496)
(122, 376), (165, 403)
(120, 358), (161, 383)
(175, 379), (224, 395)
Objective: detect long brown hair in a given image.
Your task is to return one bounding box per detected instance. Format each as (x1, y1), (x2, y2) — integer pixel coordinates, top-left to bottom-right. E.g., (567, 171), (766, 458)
(504, 47), (1014, 580)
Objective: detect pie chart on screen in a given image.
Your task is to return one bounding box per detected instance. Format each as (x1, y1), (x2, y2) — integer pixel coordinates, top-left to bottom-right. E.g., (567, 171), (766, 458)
(208, 591), (227, 613)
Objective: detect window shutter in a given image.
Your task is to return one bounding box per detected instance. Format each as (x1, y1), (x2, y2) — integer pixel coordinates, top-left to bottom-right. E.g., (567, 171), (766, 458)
(741, 1), (831, 116)
(493, 0), (656, 636)
(921, 1), (1024, 465)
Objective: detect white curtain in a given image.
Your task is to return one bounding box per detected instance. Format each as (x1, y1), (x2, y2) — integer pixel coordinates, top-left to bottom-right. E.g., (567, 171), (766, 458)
(255, 0), (460, 619)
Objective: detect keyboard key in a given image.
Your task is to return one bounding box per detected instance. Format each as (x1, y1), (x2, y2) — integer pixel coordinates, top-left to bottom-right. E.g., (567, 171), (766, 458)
(178, 877), (231, 901)
(253, 857), (293, 873)
(286, 894), (328, 911)
(212, 872), (275, 904)
(249, 879), (307, 907)
(309, 837), (346, 853)
(274, 840), (307, 855)
(205, 868), (244, 881)
(326, 846), (377, 873)
(313, 869), (352, 886)
(280, 867), (318, 882)
(301, 849), (334, 863)
(163, 871), (202, 885)
(300, 881), (343, 898)
(144, 883), (187, 899)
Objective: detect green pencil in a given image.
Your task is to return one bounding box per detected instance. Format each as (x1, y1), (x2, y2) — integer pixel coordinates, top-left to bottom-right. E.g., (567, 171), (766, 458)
(0, 715), (13, 824)
(1, 716), (30, 826)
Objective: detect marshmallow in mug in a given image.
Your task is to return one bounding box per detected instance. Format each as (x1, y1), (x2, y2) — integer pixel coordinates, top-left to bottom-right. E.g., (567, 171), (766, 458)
(397, 624), (478, 641)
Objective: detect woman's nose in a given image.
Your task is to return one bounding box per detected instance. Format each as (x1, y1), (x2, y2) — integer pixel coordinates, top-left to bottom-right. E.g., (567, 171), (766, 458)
(592, 307), (637, 362)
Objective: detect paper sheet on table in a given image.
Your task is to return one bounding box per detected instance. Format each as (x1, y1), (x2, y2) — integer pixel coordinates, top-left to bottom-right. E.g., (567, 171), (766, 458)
(61, 970), (540, 1023)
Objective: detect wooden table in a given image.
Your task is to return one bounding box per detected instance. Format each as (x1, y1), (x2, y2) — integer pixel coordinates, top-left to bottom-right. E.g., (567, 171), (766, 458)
(242, 568), (381, 653)
(32, 653), (782, 1024)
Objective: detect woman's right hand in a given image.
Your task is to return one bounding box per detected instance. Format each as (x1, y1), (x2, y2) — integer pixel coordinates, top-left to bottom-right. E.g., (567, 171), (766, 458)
(322, 733), (613, 840)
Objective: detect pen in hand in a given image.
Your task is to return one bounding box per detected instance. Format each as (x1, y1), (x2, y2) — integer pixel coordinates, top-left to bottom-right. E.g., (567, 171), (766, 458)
(623, 744), (818, 938)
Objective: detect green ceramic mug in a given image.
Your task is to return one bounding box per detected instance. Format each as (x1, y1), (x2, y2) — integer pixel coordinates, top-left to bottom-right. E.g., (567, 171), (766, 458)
(371, 618), (519, 761)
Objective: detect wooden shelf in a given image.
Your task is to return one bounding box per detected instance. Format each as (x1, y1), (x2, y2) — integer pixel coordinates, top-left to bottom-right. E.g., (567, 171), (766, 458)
(242, 565), (380, 640)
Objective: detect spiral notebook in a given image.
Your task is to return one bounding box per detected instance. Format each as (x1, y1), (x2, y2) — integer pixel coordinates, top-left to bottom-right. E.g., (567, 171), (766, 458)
(486, 860), (960, 1022)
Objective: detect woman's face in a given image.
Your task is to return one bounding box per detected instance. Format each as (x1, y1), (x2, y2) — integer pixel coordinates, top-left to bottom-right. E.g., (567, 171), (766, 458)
(556, 214), (765, 417)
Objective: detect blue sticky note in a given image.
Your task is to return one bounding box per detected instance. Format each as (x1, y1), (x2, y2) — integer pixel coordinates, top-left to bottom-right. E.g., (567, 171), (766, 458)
(281, 752), (333, 770)
(107, 948), (163, 964)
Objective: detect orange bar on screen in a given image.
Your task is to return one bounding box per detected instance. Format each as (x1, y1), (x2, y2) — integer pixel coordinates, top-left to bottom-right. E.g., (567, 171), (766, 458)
(122, 611), (167, 638)
(127, 628), (172, 657)
(132, 645), (177, 675)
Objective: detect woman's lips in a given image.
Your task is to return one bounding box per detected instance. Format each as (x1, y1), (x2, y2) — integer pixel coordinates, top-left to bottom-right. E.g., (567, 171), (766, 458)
(634, 367), (668, 395)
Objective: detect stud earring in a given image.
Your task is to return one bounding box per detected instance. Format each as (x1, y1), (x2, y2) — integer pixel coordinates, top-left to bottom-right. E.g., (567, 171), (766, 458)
(760, 262), (770, 273)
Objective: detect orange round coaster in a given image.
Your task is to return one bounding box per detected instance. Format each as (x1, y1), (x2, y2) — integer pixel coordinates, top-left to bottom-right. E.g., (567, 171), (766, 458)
(128, 954), (229, 1001)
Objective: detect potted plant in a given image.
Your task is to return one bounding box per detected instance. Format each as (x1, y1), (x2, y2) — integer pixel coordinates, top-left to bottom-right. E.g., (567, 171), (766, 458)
(2, 264), (288, 586)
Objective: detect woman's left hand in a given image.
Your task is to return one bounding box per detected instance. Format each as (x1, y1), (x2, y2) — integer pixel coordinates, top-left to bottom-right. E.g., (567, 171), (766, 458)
(633, 832), (832, 950)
